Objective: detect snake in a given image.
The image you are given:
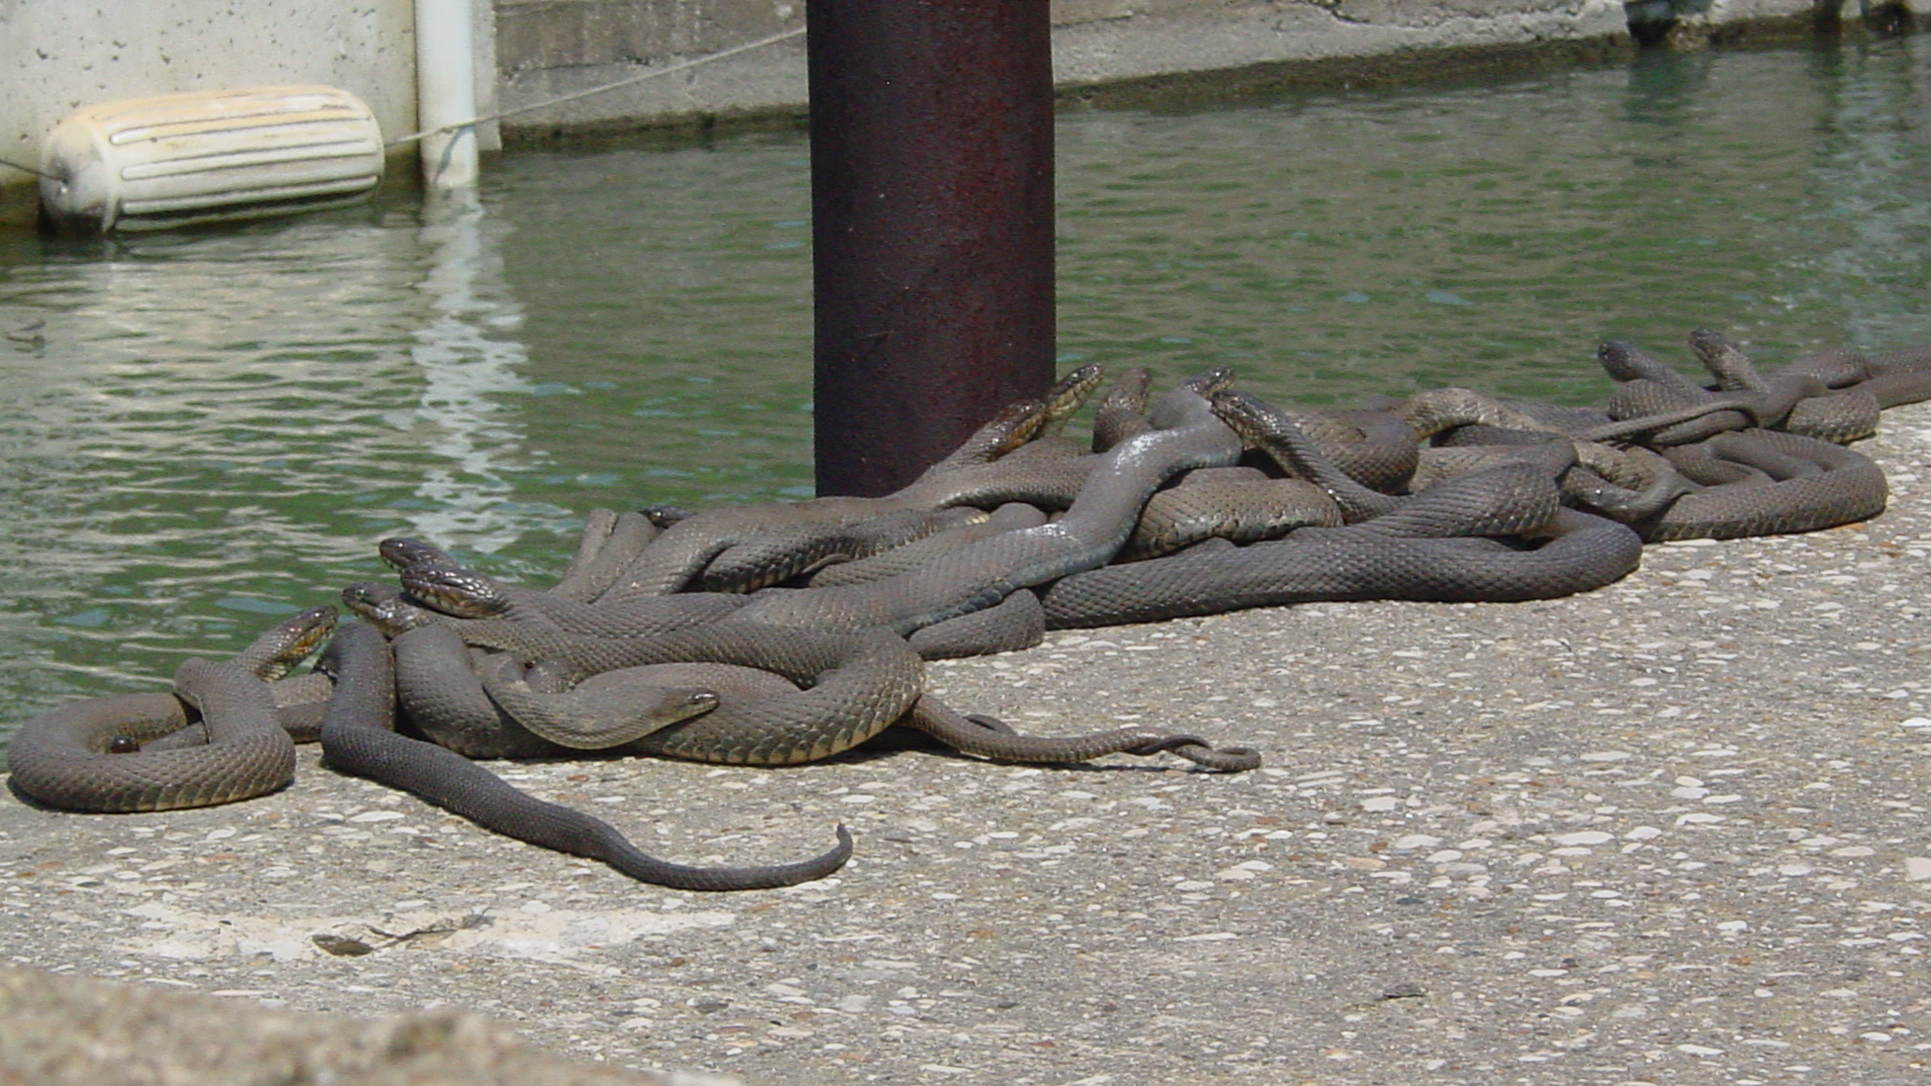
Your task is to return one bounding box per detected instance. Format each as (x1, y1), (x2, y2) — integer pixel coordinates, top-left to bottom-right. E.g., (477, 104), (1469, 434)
(344, 376), (1242, 649)
(377, 382), (1259, 760)
(18, 337), (1931, 887)
(369, 356), (1894, 755)
(360, 376), (1262, 774)
(1028, 389), (1646, 627)
(1635, 428), (1890, 540)
(694, 506), (991, 593)
(392, 627), (1256, 772)
(597, 365), (1109, 600)
(317, 621), (851, 891)
(548, 508), (663, 602)
(592, 366), (1377, 603)
(7, 607), (338, 812)
(714, 377), (1243, 635)
(1040, 493), (1644, 628)
(468, 623), (926, 762)
(1373, 369), (1889, 541)
(1601, 335), (1853, 445)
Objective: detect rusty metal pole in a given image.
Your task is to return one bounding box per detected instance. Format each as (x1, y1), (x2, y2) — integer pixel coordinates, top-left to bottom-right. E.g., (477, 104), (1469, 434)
(807, 0), (1056, 498)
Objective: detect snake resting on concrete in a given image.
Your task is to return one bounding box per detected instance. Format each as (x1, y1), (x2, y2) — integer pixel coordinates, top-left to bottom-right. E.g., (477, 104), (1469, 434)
(11, 328), (1931, 890)
(8, 608), (338, 813)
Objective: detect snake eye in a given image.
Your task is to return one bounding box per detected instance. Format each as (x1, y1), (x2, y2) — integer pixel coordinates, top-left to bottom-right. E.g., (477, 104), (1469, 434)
(106, 736), (140, 754)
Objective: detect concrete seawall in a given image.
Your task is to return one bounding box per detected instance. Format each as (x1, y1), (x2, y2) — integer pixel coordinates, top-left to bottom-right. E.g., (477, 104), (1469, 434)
(489, 0), (1915, 142)
(4, 0), (1927, 227)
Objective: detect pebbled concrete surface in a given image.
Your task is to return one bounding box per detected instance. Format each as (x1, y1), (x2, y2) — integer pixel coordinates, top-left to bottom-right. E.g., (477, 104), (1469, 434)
(4, 405), (1931, 1085)
(0, 962), (677, 1086)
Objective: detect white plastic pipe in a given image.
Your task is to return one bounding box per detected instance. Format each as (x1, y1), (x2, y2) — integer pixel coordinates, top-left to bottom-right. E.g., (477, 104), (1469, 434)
(415, 0), (480, 195)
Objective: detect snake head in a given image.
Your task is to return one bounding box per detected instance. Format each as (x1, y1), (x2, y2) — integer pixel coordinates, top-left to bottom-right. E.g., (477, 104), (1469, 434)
(233, 605), (339, 679)
(1090, 367), (1155, 451)
(399, 565), (511, 619)
(256, 602), (339, 672)
(1206, 388), (1282, 448)
(342, 583), (431, 634)
(476, 654), (724, 750)
(379, 537), (460, 572)
(1687, 328), (1763, 391)
(1179, 367), (1236, 398)
(1039, 363), (1105, 430)
(1597, 339), (1676, 385)
(1575, 470), (1696, 522)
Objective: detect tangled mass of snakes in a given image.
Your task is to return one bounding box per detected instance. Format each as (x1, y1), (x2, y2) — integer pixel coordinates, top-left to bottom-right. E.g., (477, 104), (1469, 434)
(10, 328), (1931, 890)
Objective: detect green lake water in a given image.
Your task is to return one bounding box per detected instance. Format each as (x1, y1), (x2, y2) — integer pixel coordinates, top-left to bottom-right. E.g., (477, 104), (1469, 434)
(3, 40), (1930, 757)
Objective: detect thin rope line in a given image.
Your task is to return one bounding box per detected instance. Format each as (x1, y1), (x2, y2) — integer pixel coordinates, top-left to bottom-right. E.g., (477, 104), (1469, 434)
(385, 26), (805, 148)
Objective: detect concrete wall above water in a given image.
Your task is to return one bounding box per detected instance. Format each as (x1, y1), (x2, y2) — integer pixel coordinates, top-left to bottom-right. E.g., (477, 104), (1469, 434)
(491, 0), (1928, 141)
(494, 0), (1634, 139)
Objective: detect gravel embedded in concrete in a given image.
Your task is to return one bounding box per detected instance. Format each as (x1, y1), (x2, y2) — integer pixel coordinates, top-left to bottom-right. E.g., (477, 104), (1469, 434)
(5, 408), (1931, 1085)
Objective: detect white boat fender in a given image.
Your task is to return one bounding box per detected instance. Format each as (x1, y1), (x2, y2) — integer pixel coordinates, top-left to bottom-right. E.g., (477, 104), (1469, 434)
(39, 85), (384, 232)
